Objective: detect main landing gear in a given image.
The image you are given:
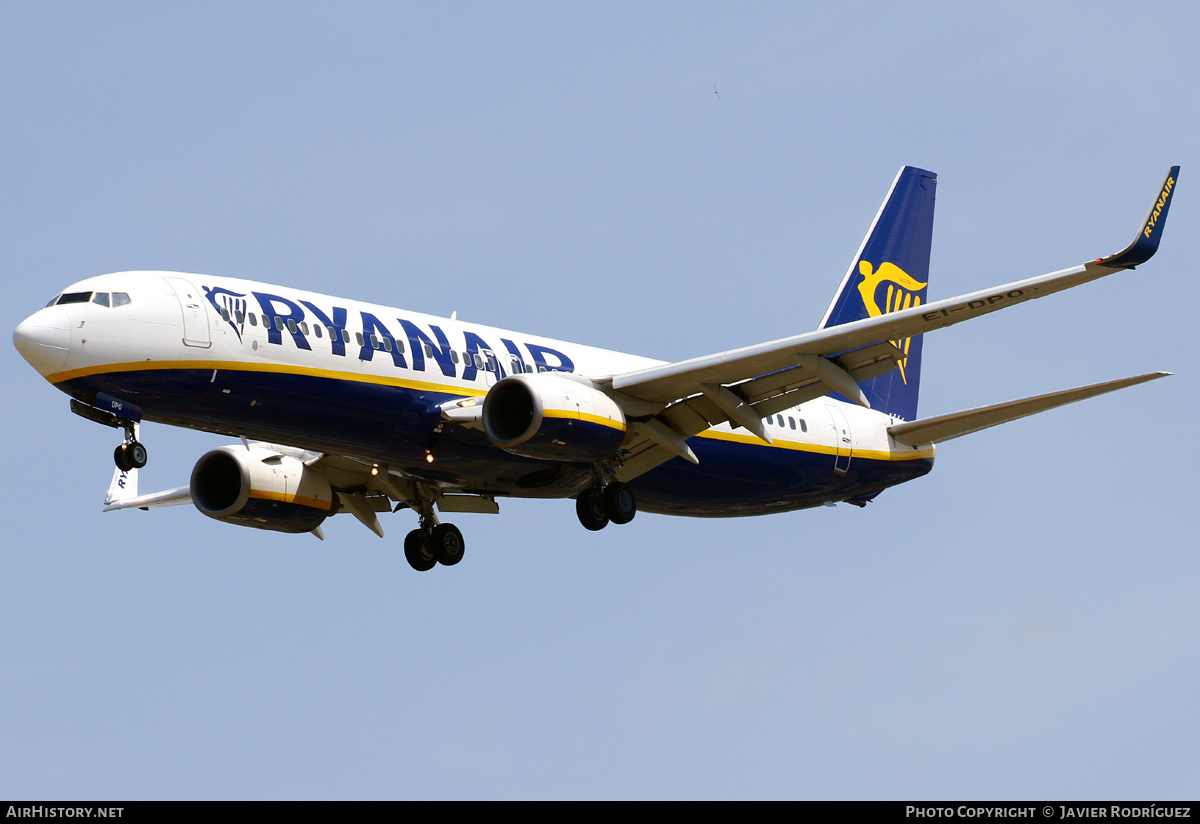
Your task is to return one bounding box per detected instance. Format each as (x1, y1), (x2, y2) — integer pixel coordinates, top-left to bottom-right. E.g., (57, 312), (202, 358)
(404, 523), (465, 572)
(575, 481), (637, 531)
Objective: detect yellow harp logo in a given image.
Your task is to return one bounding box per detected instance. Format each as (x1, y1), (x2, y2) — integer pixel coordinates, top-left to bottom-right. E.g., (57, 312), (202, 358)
(856, 260), (927, 384)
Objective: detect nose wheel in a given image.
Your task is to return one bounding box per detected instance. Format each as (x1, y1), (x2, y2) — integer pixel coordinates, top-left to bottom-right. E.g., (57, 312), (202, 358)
(113, 420), (148, 471)
(114, 440), (148, 471)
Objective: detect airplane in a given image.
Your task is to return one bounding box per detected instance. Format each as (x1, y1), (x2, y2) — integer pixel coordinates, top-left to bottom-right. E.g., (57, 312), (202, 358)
(12, 165), (1179, 572)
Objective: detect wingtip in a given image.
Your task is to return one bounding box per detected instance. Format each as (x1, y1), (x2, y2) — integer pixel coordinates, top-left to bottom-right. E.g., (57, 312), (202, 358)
(1097, 166), (1179, 269)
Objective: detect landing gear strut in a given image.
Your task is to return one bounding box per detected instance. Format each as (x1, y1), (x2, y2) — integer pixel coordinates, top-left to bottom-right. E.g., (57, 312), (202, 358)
(576, 480), (637, 531)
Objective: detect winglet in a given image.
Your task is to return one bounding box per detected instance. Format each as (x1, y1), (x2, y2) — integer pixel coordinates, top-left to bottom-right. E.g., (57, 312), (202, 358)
(1097, 166), (1179, 269)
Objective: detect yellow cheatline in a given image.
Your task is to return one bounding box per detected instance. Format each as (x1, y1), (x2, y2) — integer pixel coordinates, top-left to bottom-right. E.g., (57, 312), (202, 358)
(542, 408), (626, 431)
(47, 359), (489, 398)
(247, 489), (336, 511)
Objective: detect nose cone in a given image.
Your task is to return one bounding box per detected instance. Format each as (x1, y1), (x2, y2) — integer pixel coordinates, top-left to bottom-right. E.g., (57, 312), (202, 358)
(13, 308), (71, 375)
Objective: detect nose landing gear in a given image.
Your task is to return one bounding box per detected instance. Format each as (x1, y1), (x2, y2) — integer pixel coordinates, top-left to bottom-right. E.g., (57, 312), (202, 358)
(69, 397), (150, 471)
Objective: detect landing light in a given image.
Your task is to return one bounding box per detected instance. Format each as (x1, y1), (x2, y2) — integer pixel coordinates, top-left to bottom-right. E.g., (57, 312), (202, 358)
(425, 452), (435, 463)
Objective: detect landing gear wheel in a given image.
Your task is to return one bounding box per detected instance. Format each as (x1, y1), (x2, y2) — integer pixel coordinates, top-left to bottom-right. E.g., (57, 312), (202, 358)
(404, 529), (436, 572)
(127, 441), (148, 469)
(114, 441), (148, 471)
(430, 523), (465, 566)
(604, 482), (637, 525)
(576, 488), (609, 531)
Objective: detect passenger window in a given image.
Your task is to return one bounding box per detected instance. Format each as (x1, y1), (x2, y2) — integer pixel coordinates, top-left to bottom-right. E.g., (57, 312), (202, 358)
(355, 332), (364, 346)
(248, 314), (258, 327)
(383, 337), (393, 352)
(261, 314), (270, 327)
(342, 329), (351, 344)
(395, 338), (404, 353)
(451, 351), (459, 364)
(799, 419), (807, 432)
(221, 308), (231, 321)
(287, 319), (298, 334)
(473, 353), (485, 368)
(300, 321), (309, 335)
(314, 325), (323, 339)
(92, 293), (110, 307)
(423, 343), (433, 357)
(325, 325), (336, 339)
(235, 310), (245, 323)
(789, 417), (796, 430)
(112, 293), (131, 307)
(370, 334), (380, 349)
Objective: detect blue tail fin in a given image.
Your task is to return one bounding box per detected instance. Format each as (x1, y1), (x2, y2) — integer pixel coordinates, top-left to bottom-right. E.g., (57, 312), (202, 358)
(818, 166), (937, 421)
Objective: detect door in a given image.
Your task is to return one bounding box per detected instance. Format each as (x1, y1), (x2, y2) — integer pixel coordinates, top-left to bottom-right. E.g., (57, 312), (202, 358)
(165, 277), (212, 349)
(825, 403), (853, 474)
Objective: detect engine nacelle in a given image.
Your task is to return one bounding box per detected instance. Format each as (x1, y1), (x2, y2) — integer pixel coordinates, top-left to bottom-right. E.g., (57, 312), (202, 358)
(482, 373), (627, 462)
(190, 445), (334, 534)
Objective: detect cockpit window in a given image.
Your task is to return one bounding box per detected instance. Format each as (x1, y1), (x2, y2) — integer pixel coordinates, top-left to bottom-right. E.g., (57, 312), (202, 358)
(56, 292), (92, 305)
(112, 292), (131, 307)
(45, 295), (60, 307)
(92, 292), (110, 307)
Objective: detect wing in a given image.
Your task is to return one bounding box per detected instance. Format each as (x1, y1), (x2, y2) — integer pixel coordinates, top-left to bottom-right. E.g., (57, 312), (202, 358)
(604, 166), (1179, 481)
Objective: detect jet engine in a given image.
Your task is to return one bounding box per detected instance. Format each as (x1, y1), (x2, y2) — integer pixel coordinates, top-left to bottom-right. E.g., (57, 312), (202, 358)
(190, 445), (334, 533)
(482, 373), (627, 462)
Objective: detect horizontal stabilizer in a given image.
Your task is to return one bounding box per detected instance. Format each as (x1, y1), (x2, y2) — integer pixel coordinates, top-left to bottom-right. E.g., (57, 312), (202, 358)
(103, 485), (192, 512)
(888, 372), (1171, 446)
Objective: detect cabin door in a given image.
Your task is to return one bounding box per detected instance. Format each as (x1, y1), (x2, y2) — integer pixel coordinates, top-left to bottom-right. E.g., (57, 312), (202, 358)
(825, 403), (853, 474)
(165, 277), (212, 349)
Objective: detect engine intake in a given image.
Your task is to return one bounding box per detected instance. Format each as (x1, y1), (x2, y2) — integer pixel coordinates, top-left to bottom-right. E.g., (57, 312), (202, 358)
(191, 446), (334, 533)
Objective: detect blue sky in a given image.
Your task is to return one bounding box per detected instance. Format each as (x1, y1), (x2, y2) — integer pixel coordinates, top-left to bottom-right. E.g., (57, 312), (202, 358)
(2, 1), (1198, 799)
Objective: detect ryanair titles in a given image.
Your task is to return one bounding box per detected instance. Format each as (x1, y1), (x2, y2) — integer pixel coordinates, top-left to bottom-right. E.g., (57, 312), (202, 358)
(1143, 174), (1175, 239)
(203, 285), (575, 382)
